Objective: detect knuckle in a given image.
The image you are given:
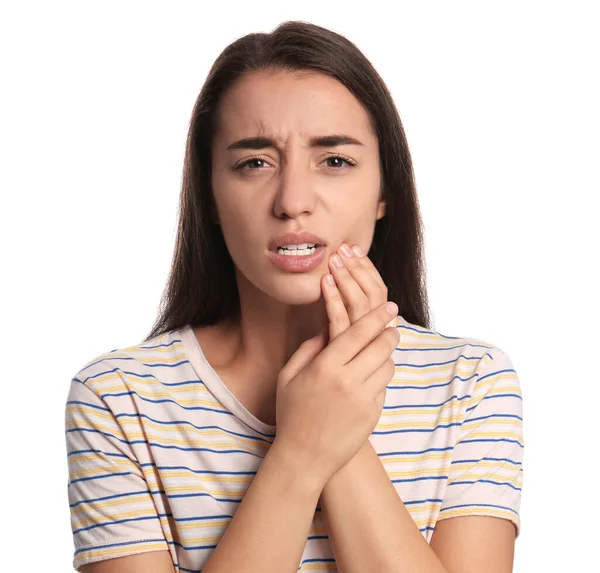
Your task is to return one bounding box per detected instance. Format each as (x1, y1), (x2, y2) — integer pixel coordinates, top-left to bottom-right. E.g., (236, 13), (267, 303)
(331, 313), (347, 326)
(333, 373), (353, 392)
(350, 324), (371, 345)
(329, 292), (344, 306)
(388, 327), (400, 343)
(311, 355), (327, 377)
(388, 357), (396, 374)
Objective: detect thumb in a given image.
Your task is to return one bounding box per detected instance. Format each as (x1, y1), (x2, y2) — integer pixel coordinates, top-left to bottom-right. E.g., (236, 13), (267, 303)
(278, 326), (329, 386)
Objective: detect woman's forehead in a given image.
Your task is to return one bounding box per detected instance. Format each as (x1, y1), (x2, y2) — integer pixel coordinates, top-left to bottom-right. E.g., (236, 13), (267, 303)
(216, 75), (374, 149)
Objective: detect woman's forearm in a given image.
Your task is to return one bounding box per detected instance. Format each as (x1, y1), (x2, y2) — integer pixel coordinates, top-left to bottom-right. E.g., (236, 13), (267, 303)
(201, 443), (323, 573)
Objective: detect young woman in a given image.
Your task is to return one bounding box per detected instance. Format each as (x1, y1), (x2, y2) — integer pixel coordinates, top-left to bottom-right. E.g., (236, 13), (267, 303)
(66, 21), (524, 573)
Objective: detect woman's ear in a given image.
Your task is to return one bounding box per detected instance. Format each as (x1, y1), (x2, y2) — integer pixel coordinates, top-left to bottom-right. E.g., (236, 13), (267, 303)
(376, 200), (386, 221)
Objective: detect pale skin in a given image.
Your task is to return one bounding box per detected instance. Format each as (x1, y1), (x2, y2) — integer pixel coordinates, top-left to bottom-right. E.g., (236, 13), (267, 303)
(80, 70), (516, 572)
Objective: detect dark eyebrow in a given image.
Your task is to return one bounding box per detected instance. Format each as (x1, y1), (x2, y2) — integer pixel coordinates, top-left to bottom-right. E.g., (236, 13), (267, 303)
(226, 134), (364, 151)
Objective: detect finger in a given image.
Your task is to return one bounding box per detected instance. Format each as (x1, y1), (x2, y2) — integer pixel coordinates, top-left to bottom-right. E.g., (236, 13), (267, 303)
(364, 357), (396, 396)
(320, 300), (398, 367)
(345, 244), (397, 329)
(329, 249), (370, 323)
(350, 326), (400, 387)
(335, 243), (387, 316)
(321, 272), (350, 341)
(348, 244), (387, 290)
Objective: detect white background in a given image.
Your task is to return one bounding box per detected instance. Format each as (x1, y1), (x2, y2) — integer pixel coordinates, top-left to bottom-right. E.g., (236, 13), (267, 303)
(1, 1), (598, 571)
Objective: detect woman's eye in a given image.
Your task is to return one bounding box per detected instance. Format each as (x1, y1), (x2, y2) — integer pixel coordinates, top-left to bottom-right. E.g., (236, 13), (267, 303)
(235, 158), (271, 170)
(234, 155), (357, 172)
(324, 156), (355, 169)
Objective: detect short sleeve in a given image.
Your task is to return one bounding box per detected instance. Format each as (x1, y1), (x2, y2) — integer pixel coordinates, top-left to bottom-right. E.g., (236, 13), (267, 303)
(437, 347), (525, 537)
(65, 376), (169, 571)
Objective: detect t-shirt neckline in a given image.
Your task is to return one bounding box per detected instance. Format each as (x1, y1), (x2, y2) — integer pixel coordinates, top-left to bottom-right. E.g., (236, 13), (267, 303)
(177, 324), (277, 436)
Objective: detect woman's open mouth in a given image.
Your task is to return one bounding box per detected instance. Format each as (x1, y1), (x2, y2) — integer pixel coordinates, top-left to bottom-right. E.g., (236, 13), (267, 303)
(266, 244), (326, 272)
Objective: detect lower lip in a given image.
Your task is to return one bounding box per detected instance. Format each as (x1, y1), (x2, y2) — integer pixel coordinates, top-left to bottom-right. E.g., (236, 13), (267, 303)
(266, 245), (326, 272)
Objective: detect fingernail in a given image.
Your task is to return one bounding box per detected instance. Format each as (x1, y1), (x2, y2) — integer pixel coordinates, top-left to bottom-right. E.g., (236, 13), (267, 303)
(386, 302), (398, 315)
(352, 245), (363, 257)
(339, 243), (353, 257)
(325, 273), (335, 286)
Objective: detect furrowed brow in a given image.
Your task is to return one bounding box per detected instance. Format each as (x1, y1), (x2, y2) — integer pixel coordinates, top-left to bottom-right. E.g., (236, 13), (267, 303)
(226, 134), (364, 151)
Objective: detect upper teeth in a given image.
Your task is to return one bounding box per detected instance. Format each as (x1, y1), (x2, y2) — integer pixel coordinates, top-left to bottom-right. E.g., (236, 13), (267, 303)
(279, 243), (317, 250)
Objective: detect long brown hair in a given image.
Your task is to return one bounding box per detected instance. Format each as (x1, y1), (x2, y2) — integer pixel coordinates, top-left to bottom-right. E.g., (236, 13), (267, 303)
(144, 20), (431, 342)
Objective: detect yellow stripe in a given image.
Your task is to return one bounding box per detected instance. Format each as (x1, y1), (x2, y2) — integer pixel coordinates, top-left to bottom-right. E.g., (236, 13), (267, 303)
(69, 398), (521, 444)
(380, 388), (522, 419)
(450, 460), (522, 471)
(438, 506), (519, 521)
(388, 363), (499, 388)
(85, 352), (502, 393)
(70, 492), (154, 515)
(391, 354), (492, 375)
(459, 430), (522, 441)
(397, 327), (493, 348)
(447, 470), (522, 487)
(66, 420), (271, 453)
(69, 465), (141, 481)
(67, 406), (267, 442)
(72, 507), (159, 530)
(461, 418), (522, 431)
(66, 415), (129, 443)
(377, 414), (521, 431)
(76, 541), (167, 561)
(86, 375), (213, 399)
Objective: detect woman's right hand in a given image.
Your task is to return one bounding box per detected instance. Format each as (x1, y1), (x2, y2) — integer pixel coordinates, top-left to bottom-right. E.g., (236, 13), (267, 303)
(271, 301), (400, 487)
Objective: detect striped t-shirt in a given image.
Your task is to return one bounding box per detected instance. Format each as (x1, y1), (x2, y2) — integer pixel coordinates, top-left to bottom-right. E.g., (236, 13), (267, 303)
(65, 314), (524, 572)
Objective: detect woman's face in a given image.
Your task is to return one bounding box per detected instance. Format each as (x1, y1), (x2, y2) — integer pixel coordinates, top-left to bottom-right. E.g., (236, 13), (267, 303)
(211, 69), (386, 306)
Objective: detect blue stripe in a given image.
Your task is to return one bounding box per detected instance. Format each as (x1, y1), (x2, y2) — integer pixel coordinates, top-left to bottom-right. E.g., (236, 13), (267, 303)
(481, 393), (523, 401)
(387, 374), (479, 391)
(383, 394), (472, 410)
(405, 497), (443, 505)
(459, 438), (524, 447)
(451, 457), (520, 466)
(478, 367), (516, 383)
(67, 448), (132, 460)
(138, 339), (182, 350)
(464, 413), (523, 423)
(448, 479), (521, 491)
(73, 513), (171, 535)
(66, 426), (271, 458)
(373, 414), (523, 435)
(392, 353), (493, 368)
(113, 413), (273, 445)
(391, 475), (449, 484)
(173, 514), (234, 522)
(395, 343), (495, 352)
(373, 422), (463, 435)
(66, 400), (110, 412)
(74, 379), (277, 438)
(140, 463), (257, 476)
(69, 489), (156, 508)
(69, 471), (132, 486)
(440, 502), (519, 516)
(380, 446), (455, 456)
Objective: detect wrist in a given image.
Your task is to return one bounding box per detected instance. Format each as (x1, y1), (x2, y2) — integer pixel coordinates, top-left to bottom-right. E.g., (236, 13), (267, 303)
(266, 439), (328, 499)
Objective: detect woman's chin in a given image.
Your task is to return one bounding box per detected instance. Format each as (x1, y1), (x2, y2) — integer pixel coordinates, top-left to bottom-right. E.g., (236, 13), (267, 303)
(271, 282), (324, 306)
